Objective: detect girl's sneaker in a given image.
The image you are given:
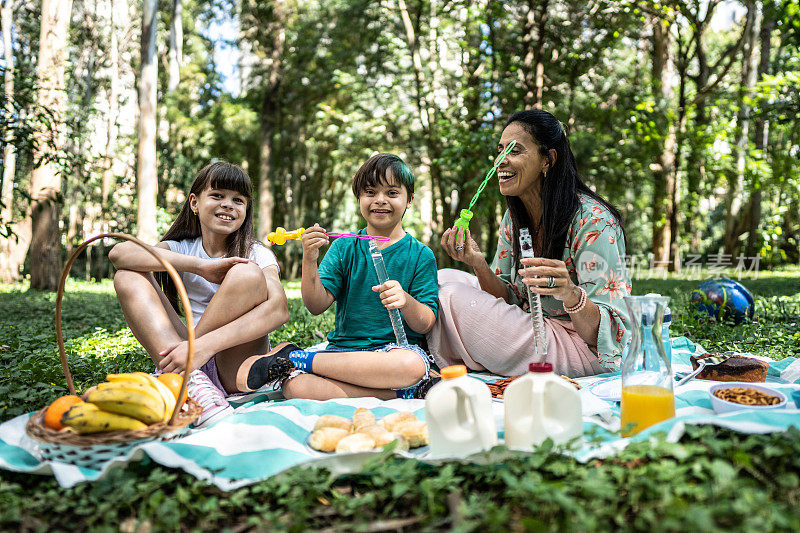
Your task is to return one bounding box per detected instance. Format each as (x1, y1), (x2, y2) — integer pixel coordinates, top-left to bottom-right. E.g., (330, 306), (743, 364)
(187, 370), (234, 427)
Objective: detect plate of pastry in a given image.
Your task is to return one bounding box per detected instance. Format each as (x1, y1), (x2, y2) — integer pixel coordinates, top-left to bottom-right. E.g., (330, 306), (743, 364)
(306, 409), (429, 454)
(674, 352), (789, 383)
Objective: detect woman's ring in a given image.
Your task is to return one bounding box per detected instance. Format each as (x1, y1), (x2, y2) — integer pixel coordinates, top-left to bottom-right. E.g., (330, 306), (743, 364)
(455, 244), (464, 252)
(547, 276), (556, 288)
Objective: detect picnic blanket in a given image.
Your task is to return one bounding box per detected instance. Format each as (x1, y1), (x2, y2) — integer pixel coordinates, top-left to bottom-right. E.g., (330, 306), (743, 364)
(2, 337), (799, 490)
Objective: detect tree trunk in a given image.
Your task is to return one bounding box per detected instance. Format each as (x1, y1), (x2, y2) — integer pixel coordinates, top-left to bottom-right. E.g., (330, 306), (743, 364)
(255, 2), (285, 241)
(167, 0), (182, 91)
(0, 0), (23, 282)
(397, 0), (447, 264)
(723, 2), (759, 257)
(522, 0), (547, 109)
(745, 5), (774, 258)
(669, 40), (688, 273)
(27, 0), (74, 290)
(136, 0), (158, 244)
(681, 1), (749, 252)
(685, 63), (709, 250)
(649, 15), (676, 270)
(102, 0), (120, 214)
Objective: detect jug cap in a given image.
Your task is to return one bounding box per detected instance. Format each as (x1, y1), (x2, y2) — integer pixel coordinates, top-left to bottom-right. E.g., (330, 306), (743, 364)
(529, 362), (553, 373)
(441, 365), (467, 380)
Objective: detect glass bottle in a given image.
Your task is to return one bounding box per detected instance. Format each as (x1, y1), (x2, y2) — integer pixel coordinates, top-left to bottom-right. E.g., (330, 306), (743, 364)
(620, 295), (675, 436)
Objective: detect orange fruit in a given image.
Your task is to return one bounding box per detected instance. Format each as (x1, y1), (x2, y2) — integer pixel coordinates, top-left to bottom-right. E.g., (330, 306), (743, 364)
(157, 373), (183, 402)
(43, 395), (83, 431)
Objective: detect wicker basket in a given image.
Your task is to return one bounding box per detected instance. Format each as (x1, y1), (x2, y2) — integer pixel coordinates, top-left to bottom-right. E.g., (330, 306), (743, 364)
(24, 233), (203, 469)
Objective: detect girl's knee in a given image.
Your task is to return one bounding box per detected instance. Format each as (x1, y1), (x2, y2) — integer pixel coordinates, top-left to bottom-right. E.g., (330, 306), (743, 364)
(113, 269), (146, 296)
(223, 261), (264, 287)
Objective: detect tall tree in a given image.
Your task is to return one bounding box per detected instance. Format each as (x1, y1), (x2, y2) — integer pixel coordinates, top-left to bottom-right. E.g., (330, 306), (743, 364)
(27, 0), (74, 289)
(521, 0), (547, 109)
(397, 0), (449, 259)
(137, 0), (158, 243)
(167, 0), (182, 92)
(649, 13), (676, 270)
(102, 0), (121, 214)
(745, 2), (775, 258)
(0, 0), (20, 281)
(724, 0), (760, 257)
(251, 0), (285, 241)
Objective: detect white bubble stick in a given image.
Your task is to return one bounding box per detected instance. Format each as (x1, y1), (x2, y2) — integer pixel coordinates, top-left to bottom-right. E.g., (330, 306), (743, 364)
(519, 228), (548, 359)
(368, 240), (409, 346)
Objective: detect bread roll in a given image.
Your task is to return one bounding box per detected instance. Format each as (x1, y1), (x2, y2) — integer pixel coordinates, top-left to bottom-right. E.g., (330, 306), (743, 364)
(313, 414), (352, 432)
(384, 433), (410, 452)
(351, 408), (375, 430)
(308, 427), (349, 452)
(394, 420), (429, 448)
(335, 433), (376, 453)
(356, 424), (390, 440)
(378, 411), (417, 431)
(355, 424), (404, 449)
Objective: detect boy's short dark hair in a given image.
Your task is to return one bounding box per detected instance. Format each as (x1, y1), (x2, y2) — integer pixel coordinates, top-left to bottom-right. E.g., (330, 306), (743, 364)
(352, 154), (415, 197)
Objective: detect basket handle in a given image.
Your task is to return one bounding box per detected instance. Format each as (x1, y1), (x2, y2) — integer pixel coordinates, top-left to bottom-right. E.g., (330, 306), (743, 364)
(56, 233), (195, 425)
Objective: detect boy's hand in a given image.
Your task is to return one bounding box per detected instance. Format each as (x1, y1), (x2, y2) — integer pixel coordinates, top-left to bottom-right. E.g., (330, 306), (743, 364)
(302, 223), (330, 262)
(372, 280), (408, 310)
(196, 257), (251, 284)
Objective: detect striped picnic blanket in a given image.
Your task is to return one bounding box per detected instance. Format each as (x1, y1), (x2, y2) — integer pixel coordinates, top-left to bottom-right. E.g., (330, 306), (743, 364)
(1, 337), (799, 490)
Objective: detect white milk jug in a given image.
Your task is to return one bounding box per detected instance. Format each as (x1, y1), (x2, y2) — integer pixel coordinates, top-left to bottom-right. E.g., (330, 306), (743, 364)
(425, 365), (498, 457)
(504, 362), (583, 450)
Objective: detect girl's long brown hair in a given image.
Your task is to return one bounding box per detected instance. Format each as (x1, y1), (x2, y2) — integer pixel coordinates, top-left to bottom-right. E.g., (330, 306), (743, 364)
(156, 161), (258, 313)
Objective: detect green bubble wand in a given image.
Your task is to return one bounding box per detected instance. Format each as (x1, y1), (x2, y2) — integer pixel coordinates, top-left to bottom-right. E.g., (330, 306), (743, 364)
(454, 140), (517, 230)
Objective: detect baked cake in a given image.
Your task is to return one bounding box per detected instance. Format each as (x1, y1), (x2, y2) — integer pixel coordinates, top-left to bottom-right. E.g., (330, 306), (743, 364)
(690, 353), (768, 382)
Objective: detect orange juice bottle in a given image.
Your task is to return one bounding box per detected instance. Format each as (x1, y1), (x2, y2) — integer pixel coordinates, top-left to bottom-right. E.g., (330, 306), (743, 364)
(620, 296), (675, 436)
(620, 385), (675, 436)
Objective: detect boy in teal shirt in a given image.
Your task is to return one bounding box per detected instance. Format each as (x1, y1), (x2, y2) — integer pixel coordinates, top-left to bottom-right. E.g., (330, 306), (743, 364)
(236, 154), (439, 399)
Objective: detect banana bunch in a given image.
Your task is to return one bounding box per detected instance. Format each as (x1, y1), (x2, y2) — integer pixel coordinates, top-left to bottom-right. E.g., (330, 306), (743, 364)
(62, 373), (178, 434)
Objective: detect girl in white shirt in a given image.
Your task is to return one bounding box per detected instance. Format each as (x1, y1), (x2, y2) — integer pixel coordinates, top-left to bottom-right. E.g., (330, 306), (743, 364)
(109, 161), (292, 425)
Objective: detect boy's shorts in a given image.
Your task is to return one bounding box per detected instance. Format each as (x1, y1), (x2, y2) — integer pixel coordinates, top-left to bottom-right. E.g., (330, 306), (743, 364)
(285, 343), (432, 396)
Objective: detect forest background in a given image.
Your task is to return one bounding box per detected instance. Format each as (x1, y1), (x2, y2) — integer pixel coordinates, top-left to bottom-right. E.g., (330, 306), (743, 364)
(1, 0), (799, 289)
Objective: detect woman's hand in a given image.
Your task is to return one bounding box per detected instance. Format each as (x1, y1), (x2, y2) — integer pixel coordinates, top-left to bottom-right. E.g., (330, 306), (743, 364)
(372, 280), (407, 310)
(301, 223), (329, 263)
(441, 226), (483, 268)
(196, 257), (251, 284)
(518, 257), (582, 308)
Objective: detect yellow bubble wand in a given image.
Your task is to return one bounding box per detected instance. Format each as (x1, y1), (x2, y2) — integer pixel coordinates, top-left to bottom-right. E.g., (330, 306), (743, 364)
(267, 227), (390, 245)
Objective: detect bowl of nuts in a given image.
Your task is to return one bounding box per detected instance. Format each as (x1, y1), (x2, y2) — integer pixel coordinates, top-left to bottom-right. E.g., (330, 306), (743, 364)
(709, 382), (787, 414)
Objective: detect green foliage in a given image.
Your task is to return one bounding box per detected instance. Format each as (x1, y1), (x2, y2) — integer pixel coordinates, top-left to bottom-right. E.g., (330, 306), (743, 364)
(1, 273), (799, 530)
(635, 273), (800, 359)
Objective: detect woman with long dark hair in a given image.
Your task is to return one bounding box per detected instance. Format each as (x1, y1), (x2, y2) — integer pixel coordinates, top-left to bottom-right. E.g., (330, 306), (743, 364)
(428, 110), (632, 377)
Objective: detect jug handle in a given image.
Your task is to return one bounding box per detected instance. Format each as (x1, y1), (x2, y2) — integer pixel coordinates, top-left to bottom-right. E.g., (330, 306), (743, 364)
(450, 383), (476, 428)
(532, 379), (547, 422)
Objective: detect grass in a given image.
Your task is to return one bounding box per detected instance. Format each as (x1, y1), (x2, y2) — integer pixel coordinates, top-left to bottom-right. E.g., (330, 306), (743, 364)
(0, 270), (799, 531)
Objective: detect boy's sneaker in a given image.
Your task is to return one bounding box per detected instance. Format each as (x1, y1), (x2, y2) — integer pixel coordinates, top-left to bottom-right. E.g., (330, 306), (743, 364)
(412, 377), (441, 399)
(236, 342), (299, 392)
(396, 376), (442, 399)
(187, 370), (234, 428)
